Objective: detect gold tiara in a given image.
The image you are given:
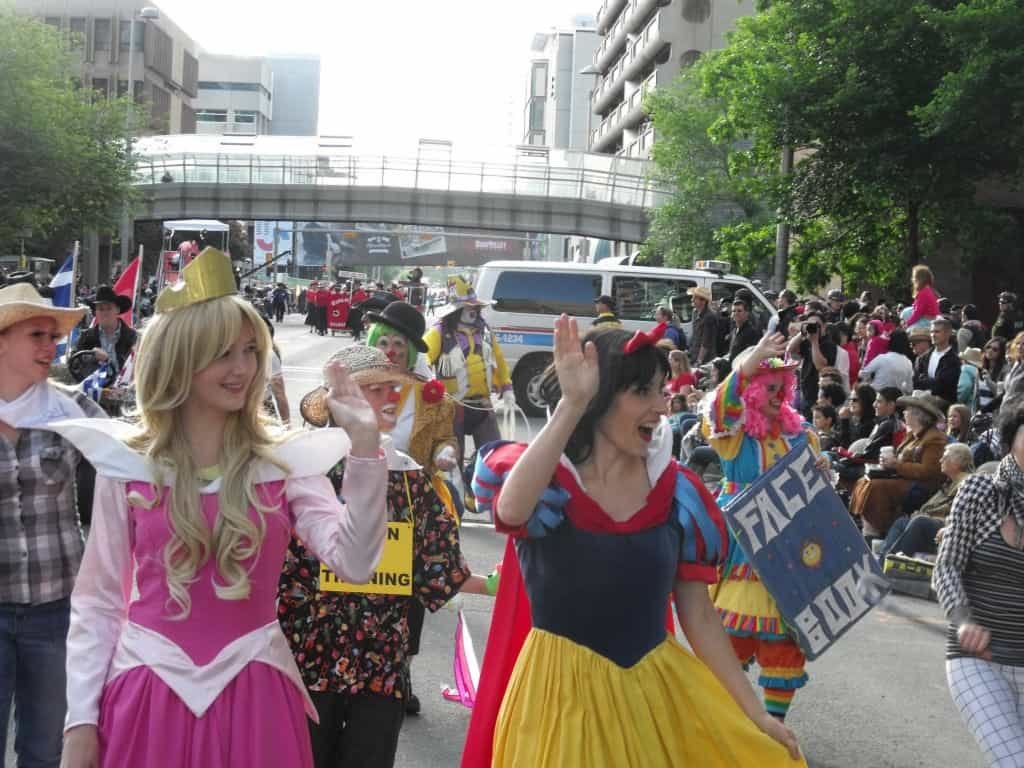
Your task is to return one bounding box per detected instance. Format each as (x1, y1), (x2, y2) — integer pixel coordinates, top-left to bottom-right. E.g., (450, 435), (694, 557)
(155, 247), (237, 313)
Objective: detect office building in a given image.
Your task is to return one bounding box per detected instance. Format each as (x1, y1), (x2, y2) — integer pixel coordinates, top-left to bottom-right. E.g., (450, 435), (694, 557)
(268, 56), (320, 136)
(14, 0), (200, 134)
(523, 26), (600, 150)
(588, 0), (755, 157)
(196, 54), (274, 135)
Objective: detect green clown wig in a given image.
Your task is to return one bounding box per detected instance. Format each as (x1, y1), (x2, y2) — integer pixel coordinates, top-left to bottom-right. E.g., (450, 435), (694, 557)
(366, 321), (419, 369)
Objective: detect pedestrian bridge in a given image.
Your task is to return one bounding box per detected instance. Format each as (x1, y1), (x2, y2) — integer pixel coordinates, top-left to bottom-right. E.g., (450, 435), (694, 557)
(132, 135), (666, 243)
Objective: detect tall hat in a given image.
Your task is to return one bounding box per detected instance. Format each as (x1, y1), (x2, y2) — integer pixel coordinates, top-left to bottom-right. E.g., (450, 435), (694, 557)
(155, 247), (237, 314)
(435, 276), (492, 319)
(364, 301), (429, 352)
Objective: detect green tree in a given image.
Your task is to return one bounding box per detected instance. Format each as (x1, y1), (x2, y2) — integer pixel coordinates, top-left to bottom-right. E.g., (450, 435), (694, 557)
(0, 13), (138, 254)
(643, 67), (777, 274)
(647, 0), (1024, 293)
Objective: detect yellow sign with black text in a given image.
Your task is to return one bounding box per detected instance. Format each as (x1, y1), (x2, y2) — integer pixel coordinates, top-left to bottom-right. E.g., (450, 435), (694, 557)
(319, 522), (413, 596)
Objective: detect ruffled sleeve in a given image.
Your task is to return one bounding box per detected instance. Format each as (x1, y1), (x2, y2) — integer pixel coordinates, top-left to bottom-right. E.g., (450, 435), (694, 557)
(672, 466), (729, 584)
(701, 370), (748, 460)
(471, 441), (570, 539)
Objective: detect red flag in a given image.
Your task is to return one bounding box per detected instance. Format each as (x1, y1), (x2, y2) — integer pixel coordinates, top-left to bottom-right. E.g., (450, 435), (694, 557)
(113, 256), (140, 327)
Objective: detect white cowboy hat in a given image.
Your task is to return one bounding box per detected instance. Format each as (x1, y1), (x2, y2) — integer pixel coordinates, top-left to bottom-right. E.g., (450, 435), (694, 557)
(0, 283), (85, 337)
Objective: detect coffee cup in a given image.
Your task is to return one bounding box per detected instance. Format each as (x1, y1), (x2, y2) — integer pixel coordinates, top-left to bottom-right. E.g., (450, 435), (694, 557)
(879, 447), (895, 463)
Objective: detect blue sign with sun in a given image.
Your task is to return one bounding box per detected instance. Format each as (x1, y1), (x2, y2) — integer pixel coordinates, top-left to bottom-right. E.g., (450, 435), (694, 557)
(720, 443), (887, 660)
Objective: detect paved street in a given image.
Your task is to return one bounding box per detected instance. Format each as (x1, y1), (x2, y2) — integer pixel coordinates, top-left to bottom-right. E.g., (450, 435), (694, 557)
(7, 314), (982, 767)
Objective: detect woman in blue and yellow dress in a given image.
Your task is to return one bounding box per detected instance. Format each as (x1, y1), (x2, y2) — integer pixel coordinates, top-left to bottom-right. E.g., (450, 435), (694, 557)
(702, 332), (825, 720)
(466, 317), (804, 767)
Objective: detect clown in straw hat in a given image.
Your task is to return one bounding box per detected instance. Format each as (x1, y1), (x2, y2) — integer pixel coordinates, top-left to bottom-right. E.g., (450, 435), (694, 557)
(702, 331), (830, 721)
(423, 276), (513, 480)
(280, 343), (476, 757)
(0, 282), (107, 765)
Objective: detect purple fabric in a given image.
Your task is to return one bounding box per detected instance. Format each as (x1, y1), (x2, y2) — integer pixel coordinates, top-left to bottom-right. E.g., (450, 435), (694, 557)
(98, 662), (312, 767)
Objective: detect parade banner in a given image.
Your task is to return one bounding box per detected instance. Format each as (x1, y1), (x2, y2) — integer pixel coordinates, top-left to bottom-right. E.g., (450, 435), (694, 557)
(319, 522), (413, 596)
(720, 443), (887, 660)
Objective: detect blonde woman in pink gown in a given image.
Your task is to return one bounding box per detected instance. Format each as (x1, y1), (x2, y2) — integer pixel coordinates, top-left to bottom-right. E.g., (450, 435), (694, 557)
(56, 249), (388, 768)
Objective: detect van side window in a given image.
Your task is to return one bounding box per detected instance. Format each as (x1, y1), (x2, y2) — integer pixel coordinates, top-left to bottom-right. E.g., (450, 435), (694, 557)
(492, 272), (603, 316)
(712, 281), (770, 332)
(612, 277), (697, 321)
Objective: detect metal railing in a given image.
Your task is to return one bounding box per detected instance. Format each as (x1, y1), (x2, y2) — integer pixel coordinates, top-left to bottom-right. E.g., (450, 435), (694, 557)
(133, 145), (668, 210)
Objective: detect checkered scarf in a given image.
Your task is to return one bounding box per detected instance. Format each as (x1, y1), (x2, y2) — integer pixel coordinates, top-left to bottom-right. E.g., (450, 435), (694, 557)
(993, 454), (1024, 525)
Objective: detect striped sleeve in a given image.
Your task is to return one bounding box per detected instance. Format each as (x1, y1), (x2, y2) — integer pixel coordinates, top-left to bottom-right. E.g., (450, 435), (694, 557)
(673, 467), (730, 584)
(934, 474), (993, 618)
(699, 370), (748, 461)
(471, 442), (569, 539)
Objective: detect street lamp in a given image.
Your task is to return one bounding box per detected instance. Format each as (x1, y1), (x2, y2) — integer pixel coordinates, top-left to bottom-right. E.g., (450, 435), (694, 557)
(121, 6), (160, 264)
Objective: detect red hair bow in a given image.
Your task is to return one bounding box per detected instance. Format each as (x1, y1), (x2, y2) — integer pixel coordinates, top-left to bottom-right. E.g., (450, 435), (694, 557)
(623, 322), (667, 355)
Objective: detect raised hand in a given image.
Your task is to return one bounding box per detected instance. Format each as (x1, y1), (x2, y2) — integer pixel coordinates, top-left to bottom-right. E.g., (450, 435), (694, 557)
(741, 332), (789, 379)
(553, 314), (599, 409)
(324, 361), (380, 458)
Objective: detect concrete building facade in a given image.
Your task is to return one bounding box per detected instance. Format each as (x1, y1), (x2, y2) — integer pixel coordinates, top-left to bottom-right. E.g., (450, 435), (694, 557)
(15, 0), (200, 134)
(267, 56), (320, 136)
(196, 54), (274, 135)
(588, 0), (754, 158)
(523, 27), (600, 151)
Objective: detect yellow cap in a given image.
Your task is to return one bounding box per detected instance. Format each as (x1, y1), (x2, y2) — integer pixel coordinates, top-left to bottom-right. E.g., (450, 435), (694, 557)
(155, 247), (237, 314)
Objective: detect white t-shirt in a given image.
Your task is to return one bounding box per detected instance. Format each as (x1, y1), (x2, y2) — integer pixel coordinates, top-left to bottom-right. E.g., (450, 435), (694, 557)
(927, 346), (951, 379)
(860, 351), (913, 394)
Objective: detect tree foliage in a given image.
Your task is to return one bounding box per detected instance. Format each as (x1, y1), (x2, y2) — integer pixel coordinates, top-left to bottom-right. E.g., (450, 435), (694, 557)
(0, 13), (138, 252)
(647, 0), (1024, 293)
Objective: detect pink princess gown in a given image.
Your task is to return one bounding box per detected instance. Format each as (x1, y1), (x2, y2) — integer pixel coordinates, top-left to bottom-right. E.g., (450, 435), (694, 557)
(51, 421), (388, 768)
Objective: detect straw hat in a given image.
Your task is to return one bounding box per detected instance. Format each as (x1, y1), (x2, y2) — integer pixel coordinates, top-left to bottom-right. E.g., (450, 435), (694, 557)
(299, 345), (424, 427)
(687, 286), (712, 303)
(896, 391), (946, 422)
(960, 347), (983, 368)
(0, 283), (86, 337)
(907, 327), (931, 344)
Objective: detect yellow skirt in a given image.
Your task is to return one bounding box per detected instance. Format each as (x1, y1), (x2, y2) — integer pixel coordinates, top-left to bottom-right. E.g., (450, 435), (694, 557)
(493, 629), (807, 768)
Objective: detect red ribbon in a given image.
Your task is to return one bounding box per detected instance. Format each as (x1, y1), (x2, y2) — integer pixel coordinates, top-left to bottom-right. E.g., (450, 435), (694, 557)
(623, 322), (668, 355)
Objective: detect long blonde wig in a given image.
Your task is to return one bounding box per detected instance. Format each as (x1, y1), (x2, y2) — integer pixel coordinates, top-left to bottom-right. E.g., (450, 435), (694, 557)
(127, 296), (287, 619)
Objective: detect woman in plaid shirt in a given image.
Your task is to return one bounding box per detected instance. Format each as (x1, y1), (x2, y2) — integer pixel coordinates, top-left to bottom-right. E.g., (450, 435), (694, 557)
(935, 401), (1024, 766)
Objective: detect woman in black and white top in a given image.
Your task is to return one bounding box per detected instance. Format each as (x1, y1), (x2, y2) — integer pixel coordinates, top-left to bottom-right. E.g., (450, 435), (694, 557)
(935, 401), (1024, 767)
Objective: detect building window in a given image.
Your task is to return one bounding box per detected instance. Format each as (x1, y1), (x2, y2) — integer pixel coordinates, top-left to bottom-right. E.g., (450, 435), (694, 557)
(134, 80), (145, 103)
(119, 20), (144, 51)
(69, 17), (86, 49)
(680, 49), (701, 68)
(529, 100), (545, 131)
(92, 78), (109, 98)
(196, 109), (229, 123)
(44, 17), (61, 29)
(233, 110), (257, 124)
(182, 52), (199, 97)
(531, 63), (547, 98)
(528, 131), (546, 146)
(93, 19), (111, 51)
(682, 0), (712, 23)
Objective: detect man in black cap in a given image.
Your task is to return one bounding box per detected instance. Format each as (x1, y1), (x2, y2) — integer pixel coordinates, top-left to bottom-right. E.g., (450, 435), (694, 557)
(73, 285), (137, 378)
(593, 295), (622, 328)
(826, 289), (844, 324)
(993, 291), (1023, 341)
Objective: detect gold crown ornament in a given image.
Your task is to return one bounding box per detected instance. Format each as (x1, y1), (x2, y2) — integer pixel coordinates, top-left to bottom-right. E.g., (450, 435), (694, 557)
(155, 248), (238, 313)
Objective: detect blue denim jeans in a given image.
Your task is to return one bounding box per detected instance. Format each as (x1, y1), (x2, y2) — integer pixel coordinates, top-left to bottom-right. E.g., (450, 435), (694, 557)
(0, 597), (70, 768)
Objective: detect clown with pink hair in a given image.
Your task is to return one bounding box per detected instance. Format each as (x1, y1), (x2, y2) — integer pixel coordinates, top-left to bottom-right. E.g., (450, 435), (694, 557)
(701, 332), (828, 722)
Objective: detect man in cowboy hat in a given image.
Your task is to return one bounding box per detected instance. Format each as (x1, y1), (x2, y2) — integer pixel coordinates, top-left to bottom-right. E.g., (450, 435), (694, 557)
(688, 285), (718, 365)
(423, 276), (513, 477)
(73, 284), (137, 379)
(0, 283), (106, 766)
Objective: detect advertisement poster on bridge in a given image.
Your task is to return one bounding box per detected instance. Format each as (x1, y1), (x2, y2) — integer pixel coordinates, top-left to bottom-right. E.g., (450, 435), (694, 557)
(254, 221), (293, 271)
(292, 222), (529, 274)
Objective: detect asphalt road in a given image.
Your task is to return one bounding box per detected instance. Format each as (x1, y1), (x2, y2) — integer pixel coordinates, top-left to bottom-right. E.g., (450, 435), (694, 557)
(6, 314), (984, 767)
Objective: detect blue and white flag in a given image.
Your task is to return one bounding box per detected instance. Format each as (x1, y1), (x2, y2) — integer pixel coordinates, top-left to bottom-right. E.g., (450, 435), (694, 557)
(81, 362), (111, 403)
(49, 251), (80, 361)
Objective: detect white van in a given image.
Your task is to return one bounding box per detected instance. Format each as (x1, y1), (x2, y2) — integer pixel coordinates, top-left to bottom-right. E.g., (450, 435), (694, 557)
(476, 260), (776, 416)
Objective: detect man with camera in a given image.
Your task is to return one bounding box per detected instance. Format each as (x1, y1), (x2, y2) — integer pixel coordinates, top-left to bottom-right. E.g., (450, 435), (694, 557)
(786, 306), (838, 417)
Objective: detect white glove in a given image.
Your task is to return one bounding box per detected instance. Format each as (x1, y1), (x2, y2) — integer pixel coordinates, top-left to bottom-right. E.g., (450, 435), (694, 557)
(502, 391), (516, 410)
(444, 592), (466, 613)
(435, 445), (457, 471)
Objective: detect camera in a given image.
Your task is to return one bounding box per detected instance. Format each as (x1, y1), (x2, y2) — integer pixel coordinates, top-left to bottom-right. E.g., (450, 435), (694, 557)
(804, 322), (819, 335)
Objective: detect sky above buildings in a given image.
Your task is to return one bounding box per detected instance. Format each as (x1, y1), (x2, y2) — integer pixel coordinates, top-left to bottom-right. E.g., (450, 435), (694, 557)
(157, 0), (594, 150)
